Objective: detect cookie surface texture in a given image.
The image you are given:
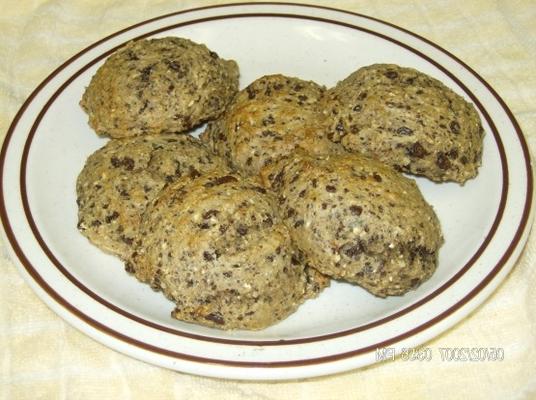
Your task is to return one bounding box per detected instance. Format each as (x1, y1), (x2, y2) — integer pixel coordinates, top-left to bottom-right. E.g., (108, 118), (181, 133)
(130, 171), (314, 330)
(322, 64), (484, 183)
(202, 74), (341, 176)
(76, 134), (227, 260)
(80, 37), (239, 138)
(262, 151), (443, 297)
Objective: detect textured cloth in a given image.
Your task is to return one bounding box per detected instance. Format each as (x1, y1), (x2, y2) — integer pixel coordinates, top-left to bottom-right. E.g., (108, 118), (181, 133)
(1, 1), (535, 399)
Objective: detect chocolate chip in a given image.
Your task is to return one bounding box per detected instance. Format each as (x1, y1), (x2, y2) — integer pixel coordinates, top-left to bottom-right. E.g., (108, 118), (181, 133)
(372, 173), (382, 182)
(325, 185), (337, 193)
(407, 142), (428, 158)
(203, 209), (220, 219)
(262, 114), (275, 126)
(447, 148), (459, 159)
(340, 241), (365, 259)
(105, 211), (119, 223)
(335, 119), (345, 133)
(188, 166), (201, 179)
(246, 85), (256, 99)
(125, 50), (139, 61)
(167, 60), (187, 79)
(436, 152), (451, 170)
(263, 215), (273, 227)
(139, 99), (149, 114)
(124, 262), (135, 273)
(251, 186), (266, 194)
(110, 157), (121, 167)
(121, 236), (133, 246)
(237, 225), (248, 236)
(123, 157), (134, 171)
(349, 205), (362, 215)
(203, 251), (214, 261)
(204, 175), (238, 187)
(272, 170), (285, 189)
(396, 126), (414, 136)
(140, 65), (153, 83)
(110, 157), (134, 170)
(449, 120), (460, 134)
(261, 130), (282, 140)
(205, 312), (225, 325)
(385, 70), (398, 79)
(290, 254), (301, 265)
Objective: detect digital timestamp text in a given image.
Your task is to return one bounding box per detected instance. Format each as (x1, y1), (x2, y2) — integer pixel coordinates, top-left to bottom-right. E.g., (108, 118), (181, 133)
(376, 346), (504, 362)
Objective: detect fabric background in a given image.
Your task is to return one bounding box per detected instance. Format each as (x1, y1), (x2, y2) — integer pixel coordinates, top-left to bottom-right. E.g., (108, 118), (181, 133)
(1, 1), (535, 399)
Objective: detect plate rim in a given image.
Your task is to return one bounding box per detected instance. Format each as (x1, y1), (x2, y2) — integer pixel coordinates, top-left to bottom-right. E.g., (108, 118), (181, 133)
(1, 2), (533, 375)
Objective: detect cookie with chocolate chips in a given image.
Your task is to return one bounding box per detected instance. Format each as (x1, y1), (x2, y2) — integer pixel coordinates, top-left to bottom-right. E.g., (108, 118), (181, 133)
(80, 37), (239, 138)
(261, 151), (443, 297)
(129, 171), (324, 330)
(76, 134), (228, 260)
(201, 74), (342, 176)
(322, 64), (484, 183)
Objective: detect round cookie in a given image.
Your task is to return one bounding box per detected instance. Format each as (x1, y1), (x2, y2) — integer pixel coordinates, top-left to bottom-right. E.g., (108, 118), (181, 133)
(129, 171), (317, 330)
(76, 134), (228, 260)
(80, 37), (239, 138)
(261, 151), (443, 297)
(201, 74), (341, 176)
(321, 64), (484, 184)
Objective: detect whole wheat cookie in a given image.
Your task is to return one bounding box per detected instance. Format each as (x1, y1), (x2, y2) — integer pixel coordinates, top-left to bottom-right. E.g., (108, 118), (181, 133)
(201, 74), (341, 176)
(261, 151), (443, 297)
(129, 171), (325, 330)
(322, 64), (484, 183)
(80, 37), (239, 138)
(76, 134), (228, 260)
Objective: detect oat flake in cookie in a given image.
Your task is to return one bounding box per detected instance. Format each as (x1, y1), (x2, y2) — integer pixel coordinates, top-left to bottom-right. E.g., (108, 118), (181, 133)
(76, 134), (228, 260)
(202, 74), (341, 176)
(322, 64), (484, 184)
(80, 37), (239, 138)
(261, 151), (443, 297)
(129, 171), (319, 330)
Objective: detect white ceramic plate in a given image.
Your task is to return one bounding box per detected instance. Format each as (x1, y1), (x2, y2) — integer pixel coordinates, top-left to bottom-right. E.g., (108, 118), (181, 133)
(1, 3), (533, 380)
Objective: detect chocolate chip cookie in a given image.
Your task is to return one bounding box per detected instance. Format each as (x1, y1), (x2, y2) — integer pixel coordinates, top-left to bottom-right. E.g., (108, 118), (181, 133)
(80, 37), (239, 138)
(202, 74), (341, 176)
(129, 171), (320, 330)
(76, 134), (228, 260)
(261, 151), (443, 297)
(322, 64), (484, 183)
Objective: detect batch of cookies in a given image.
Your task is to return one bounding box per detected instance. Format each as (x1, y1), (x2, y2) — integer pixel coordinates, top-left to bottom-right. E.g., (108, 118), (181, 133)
(77, 37), (484, 330)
